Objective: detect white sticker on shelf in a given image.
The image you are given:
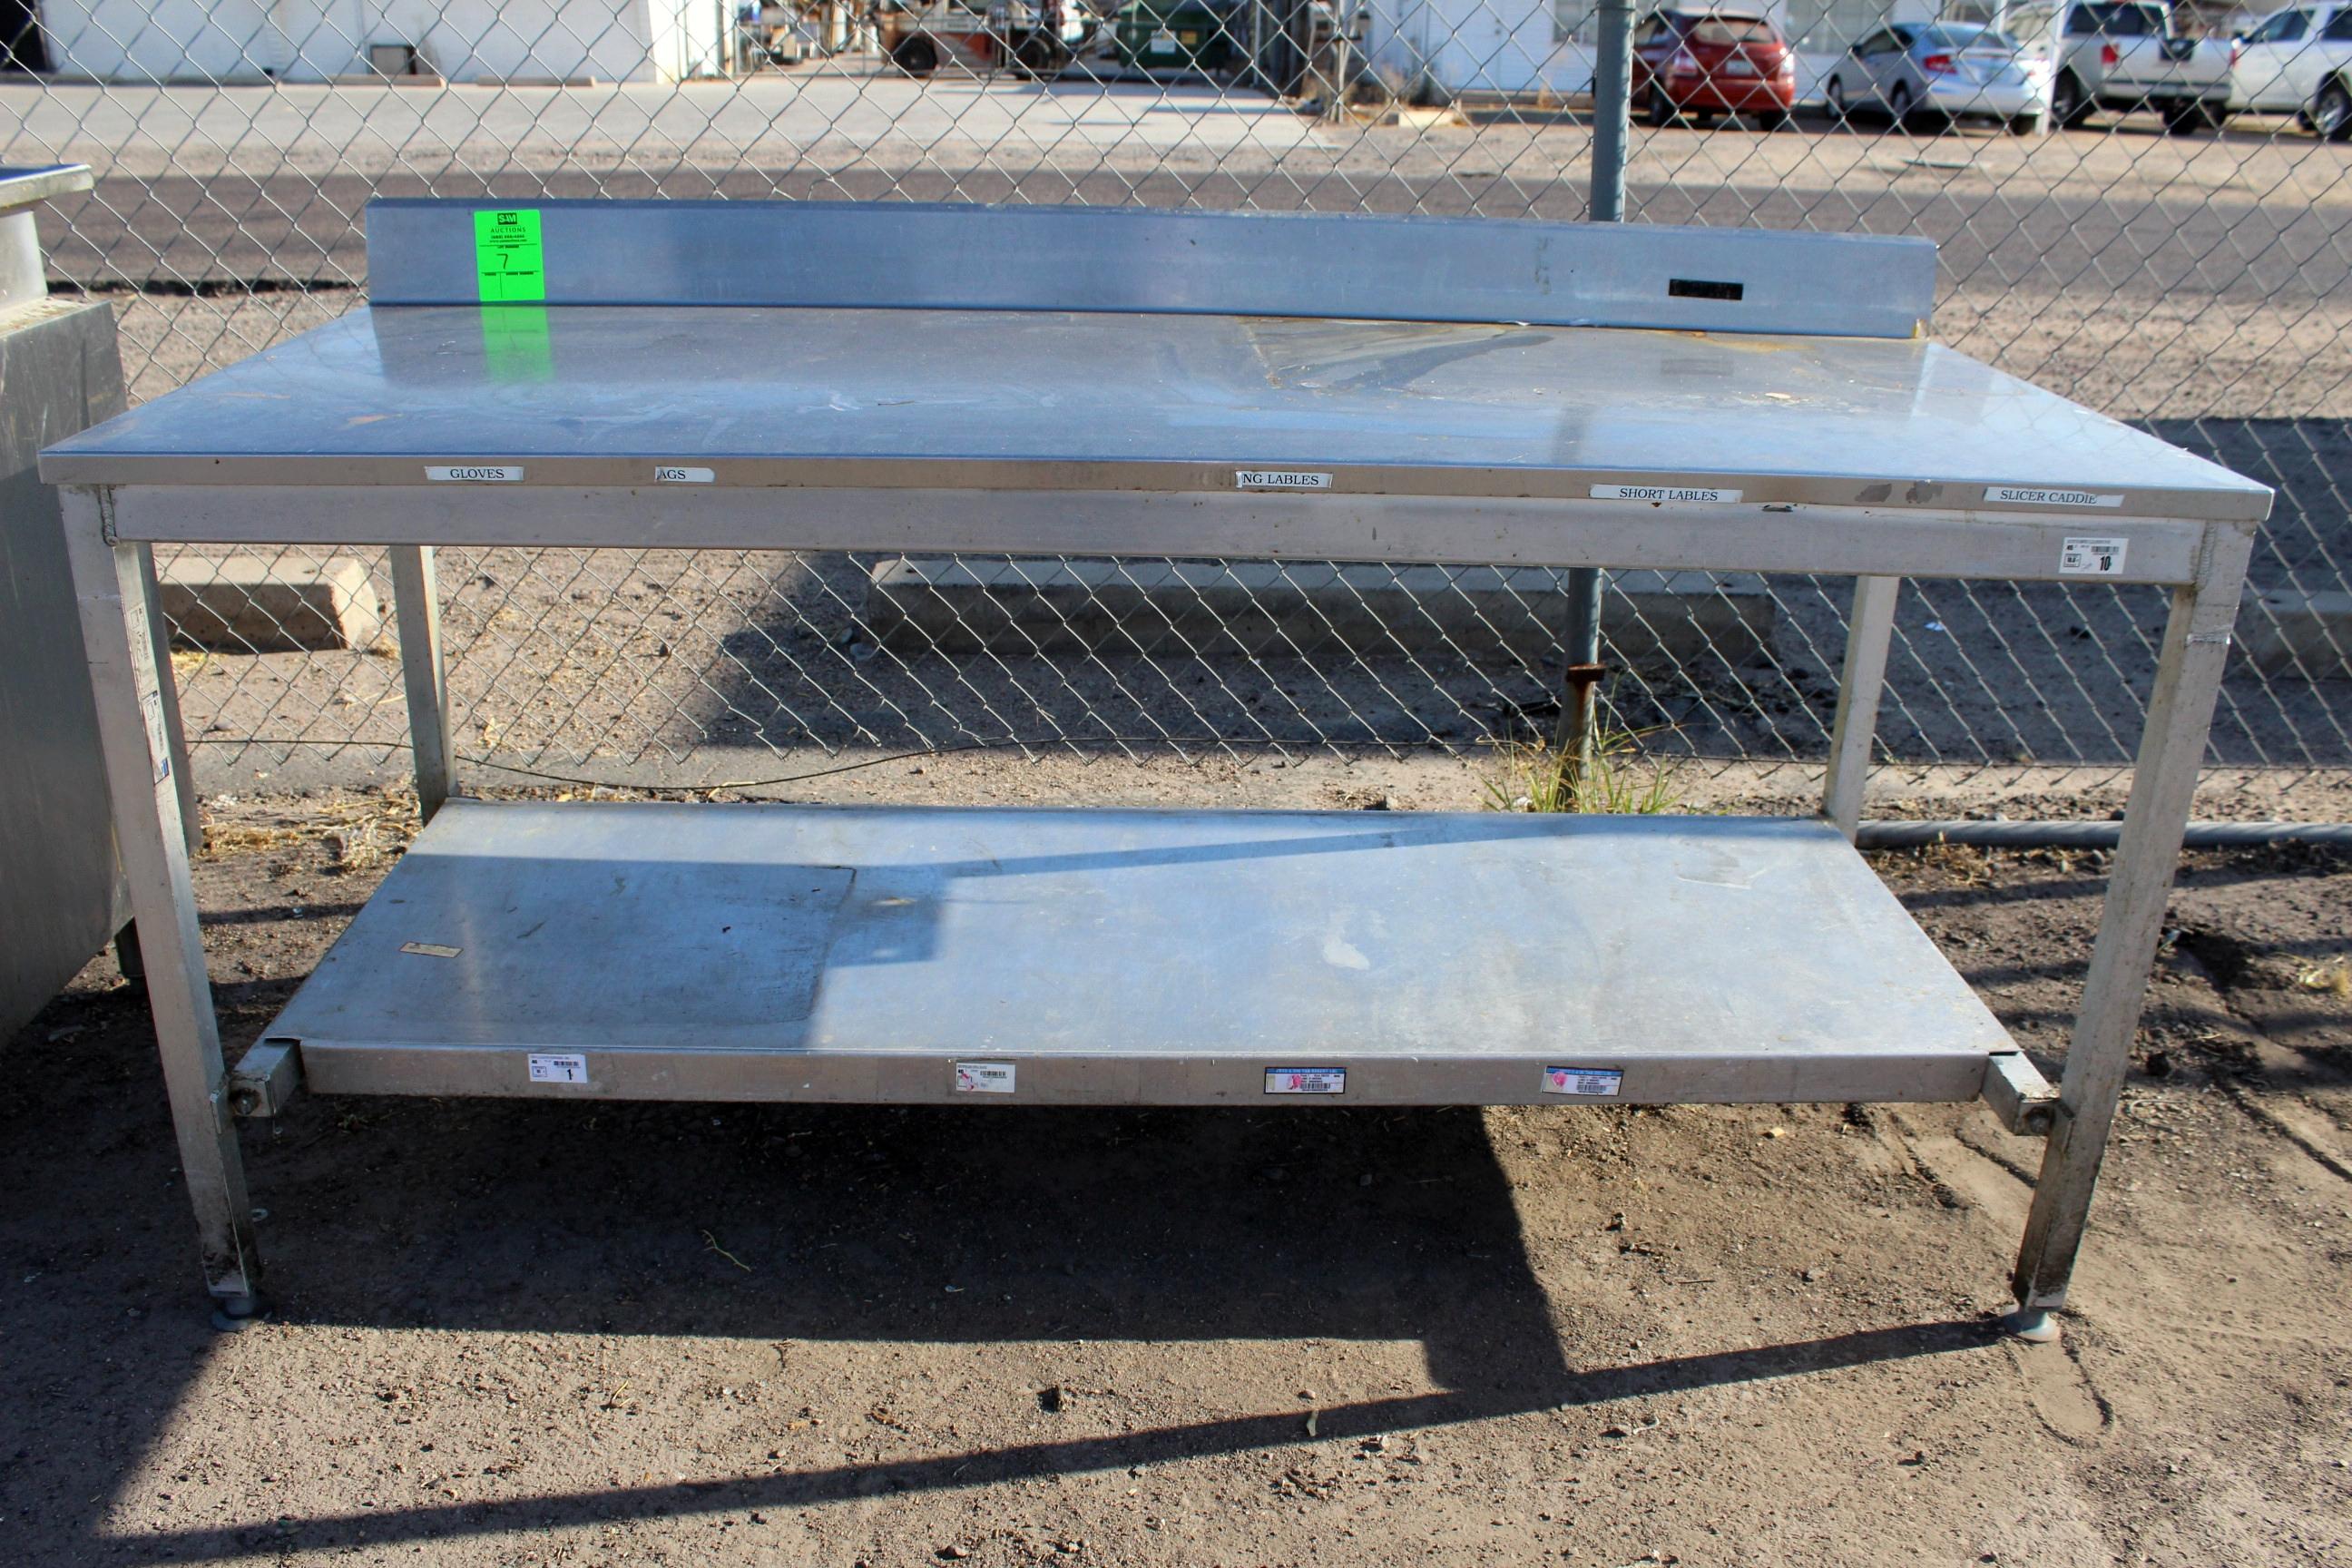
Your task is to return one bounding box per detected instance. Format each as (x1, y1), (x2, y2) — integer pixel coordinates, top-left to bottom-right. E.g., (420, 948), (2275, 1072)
(425, 465), (524, 483)
(528, 1052), (589, 1083)
(955, 1061), (1017, 1094)
(1265, 1067), (1347, 1095)
(2059, 536), (2130, 576)
(1986, 485), (2122, 508)
(1235, 469), (1332, 491)
(1592, 484), (1741, 504)
(1544, 1065), (1624, 1098)
(398, 941), (462, 958)
(654, 466), (715, 484)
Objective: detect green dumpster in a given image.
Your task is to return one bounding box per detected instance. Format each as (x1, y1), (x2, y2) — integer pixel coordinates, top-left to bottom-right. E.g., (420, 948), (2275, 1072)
(1112, 0), (1238, 73)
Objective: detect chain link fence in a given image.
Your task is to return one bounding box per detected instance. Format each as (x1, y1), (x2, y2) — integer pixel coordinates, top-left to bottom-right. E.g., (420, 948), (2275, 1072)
(6, 0), (2348, 813)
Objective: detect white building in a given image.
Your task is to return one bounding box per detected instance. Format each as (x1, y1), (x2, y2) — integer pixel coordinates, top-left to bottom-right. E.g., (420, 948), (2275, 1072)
(1358, 0), (1944, 103)
(37, 0), (728, 83)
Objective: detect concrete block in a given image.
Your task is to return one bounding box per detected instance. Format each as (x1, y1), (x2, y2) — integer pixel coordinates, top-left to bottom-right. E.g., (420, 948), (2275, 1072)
(2238, 587), (2352, 679)
(160, 556), (387, 653)
(863, 557), (1773, 664)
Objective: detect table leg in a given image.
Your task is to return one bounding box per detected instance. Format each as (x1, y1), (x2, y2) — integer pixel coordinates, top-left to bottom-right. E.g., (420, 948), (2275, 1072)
(1823, 574), (1898, 840)
(62, 488), (263, 1319)
(2010, 523), (2255, 1337)
(389, 544), (455, 822)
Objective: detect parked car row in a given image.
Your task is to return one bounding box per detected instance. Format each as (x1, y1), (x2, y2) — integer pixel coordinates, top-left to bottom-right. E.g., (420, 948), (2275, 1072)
(1636, 5), (2069, 133)
(871, 0), (2352, 142)
(1635, 1), (2351, 140)
(1650, 0), (2352, 141)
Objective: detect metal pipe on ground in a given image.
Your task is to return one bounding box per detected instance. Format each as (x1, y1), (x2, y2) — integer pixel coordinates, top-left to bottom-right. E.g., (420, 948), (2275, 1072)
(1855, 820), (2352, 849)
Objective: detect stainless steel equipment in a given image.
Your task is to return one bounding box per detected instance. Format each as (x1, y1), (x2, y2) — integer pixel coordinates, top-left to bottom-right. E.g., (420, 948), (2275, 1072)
(0, 163), (142, 1044)
(41, 201), (2267, 1341)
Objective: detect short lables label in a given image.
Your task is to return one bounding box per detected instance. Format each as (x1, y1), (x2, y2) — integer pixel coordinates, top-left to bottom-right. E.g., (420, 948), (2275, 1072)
(1592, 484), (1741, 504)
(426, 465), (523, 483)
(655, 466), (715, 484)
(1235, 470), (1332, 491)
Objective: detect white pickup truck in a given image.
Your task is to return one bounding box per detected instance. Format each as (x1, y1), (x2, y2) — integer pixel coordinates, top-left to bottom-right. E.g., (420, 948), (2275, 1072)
(2008, 0), (2236, 132)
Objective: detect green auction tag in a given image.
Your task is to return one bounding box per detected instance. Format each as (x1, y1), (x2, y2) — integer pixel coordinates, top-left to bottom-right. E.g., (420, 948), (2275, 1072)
(474, 208), (544, 302)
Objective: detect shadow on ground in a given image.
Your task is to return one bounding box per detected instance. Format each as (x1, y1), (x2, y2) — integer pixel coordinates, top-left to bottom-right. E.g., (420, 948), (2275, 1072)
(0, 974), (2002, 1563)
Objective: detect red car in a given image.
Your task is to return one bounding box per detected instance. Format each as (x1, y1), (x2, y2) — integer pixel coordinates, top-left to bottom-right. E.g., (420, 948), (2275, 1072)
(1633, 6), (1799, 129)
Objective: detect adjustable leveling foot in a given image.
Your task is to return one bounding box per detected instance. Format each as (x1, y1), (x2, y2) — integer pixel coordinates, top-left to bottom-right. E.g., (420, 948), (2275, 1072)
(211, 1292), (269, 1333)
(2004, 1306), (2061, 1344)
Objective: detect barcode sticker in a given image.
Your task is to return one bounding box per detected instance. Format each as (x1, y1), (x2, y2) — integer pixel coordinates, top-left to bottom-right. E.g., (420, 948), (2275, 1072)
(2059, 536), (2129, 576)
(1544, 1066), (1624, 1098)
(955, 1061), (1017, 1094)
(528, 1052), (589, 1084)
(1265, 1067), (1347, 1095)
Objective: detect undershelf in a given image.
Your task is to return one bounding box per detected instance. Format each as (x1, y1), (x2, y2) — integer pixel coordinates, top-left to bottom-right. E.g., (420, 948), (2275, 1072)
(256, 800), (2018, 1108)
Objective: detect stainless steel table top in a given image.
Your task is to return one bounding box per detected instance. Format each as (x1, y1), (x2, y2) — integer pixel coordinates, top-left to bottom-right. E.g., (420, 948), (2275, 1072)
(42, 304), (2269, 522)
(267, 801), (2016, 1108)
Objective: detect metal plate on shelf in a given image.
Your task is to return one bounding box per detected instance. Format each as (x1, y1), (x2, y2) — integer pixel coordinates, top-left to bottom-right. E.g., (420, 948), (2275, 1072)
(40, 305), (2269, 524)
(266, 800), (2016, 1108)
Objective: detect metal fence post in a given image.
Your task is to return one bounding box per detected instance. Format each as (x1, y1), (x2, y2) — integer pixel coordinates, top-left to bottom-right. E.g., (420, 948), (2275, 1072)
(1590, 0), (1632, 223)
(1565, 0), (1635, 773)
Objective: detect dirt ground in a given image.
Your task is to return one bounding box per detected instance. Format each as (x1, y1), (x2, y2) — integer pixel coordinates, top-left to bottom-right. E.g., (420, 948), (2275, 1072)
(2, 775), (2349, 1568)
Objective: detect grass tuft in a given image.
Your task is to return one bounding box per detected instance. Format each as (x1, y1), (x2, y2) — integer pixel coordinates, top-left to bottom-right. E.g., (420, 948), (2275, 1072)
(1482, 725), (1685, 815)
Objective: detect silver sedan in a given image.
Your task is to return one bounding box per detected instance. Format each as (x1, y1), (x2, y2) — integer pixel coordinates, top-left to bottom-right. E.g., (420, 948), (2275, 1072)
(1823, 23), (2053, 132)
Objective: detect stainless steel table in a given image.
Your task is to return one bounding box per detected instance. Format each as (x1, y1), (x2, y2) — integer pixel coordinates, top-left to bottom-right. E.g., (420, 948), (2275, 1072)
(42, 200), (2269, 1338)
